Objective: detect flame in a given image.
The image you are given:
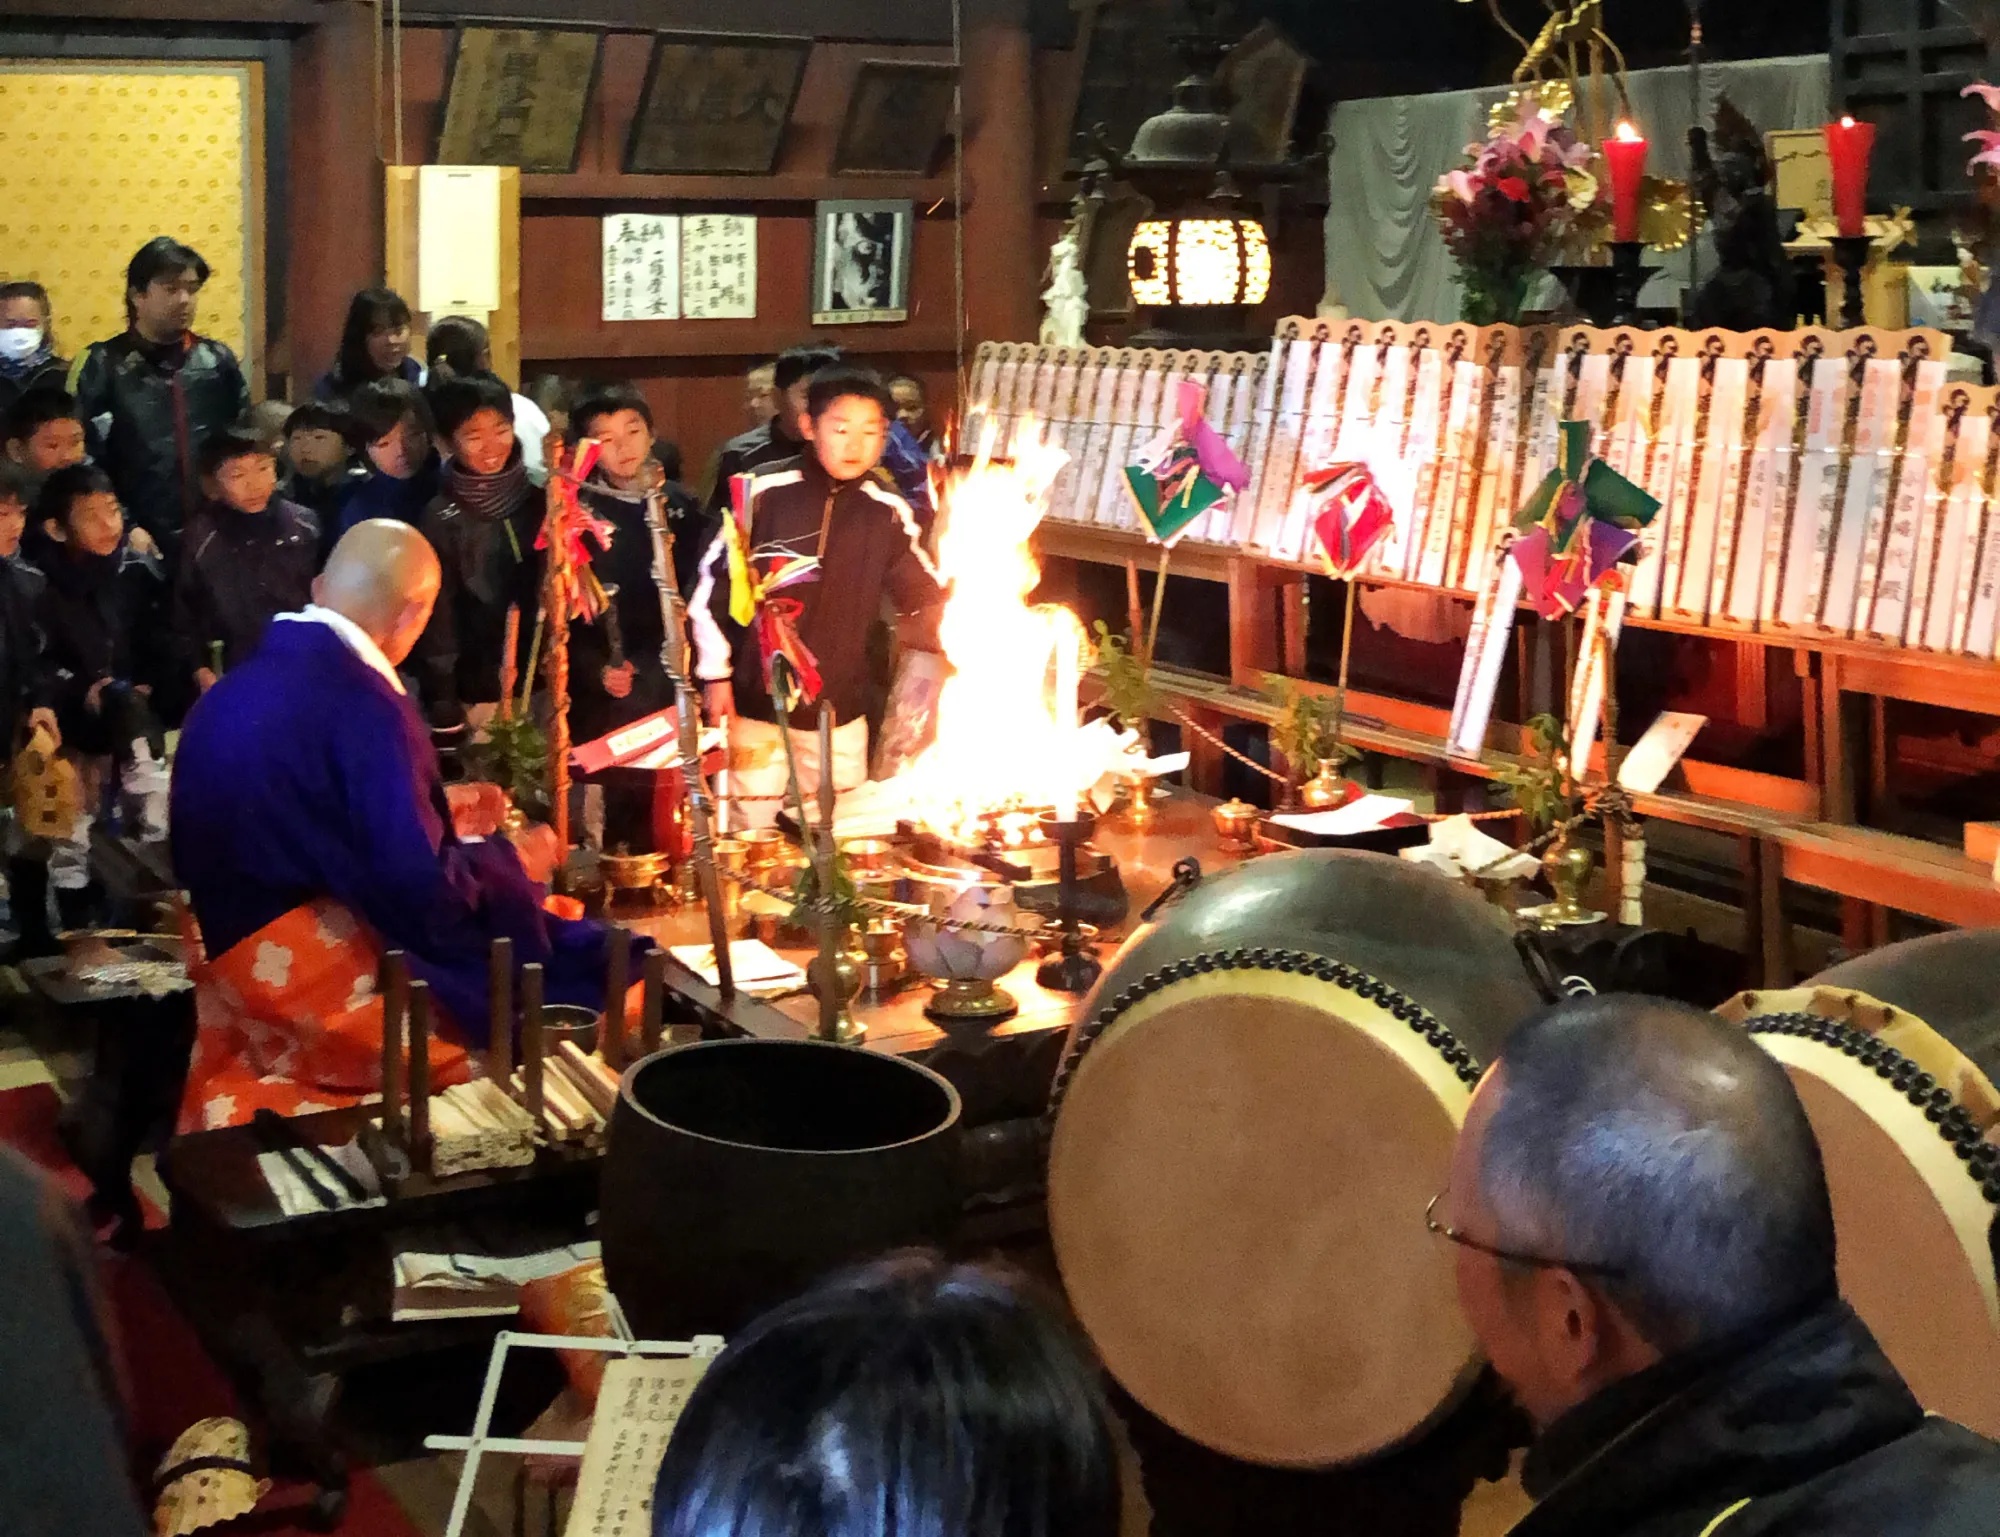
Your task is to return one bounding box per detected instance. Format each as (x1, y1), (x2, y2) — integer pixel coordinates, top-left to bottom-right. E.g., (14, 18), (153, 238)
(901, 416), (1098, 843)
(1840, 114), (1856, 129)
(1614, 119), (1643, 143)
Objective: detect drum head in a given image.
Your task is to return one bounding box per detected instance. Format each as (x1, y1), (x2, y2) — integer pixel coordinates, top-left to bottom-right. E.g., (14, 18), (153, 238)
(1740, 1007), (2000, 1439)
(1048, 963), (1478, 1467)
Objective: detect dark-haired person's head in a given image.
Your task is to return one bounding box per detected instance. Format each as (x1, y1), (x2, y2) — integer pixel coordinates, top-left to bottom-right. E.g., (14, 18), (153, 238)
(125, 236), (210, 341)
(39, 463), (124, 559)
(888, 372), (931, 437)
(0, 280), (55, 367)
(335, 287), (414, 388)
(430, 372), (516, 476)
(425, 315), (492, 382)
(652, 1253), (1121, 1537)
(0, 460), (31, 559)
(804, 367), (892, 483)
(283, 402), (354, 481)
(5, 387), (85, 477)
(573, 385), (654, 487)
(199, 427), (278, 516)
(773, 342), (845, 443)
(350, 378), (435, 482)
(742, 361), (778, 429)
(1443, 995), (1836, 1429)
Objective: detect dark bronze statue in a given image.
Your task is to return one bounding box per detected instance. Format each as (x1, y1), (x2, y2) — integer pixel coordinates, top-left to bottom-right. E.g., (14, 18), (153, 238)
(1687, 97), (1797, 332)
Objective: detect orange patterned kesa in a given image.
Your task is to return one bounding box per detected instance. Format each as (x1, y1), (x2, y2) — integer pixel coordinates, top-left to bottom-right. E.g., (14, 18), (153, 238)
(177, 898), (470, 1133)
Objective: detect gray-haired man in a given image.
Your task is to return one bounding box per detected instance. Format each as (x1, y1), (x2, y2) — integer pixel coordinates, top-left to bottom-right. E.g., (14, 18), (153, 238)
(1436, 995), (2000, 1537)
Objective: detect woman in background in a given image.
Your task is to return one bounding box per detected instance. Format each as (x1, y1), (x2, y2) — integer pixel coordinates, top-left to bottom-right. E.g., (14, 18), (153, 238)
(315, 287), (421, 406)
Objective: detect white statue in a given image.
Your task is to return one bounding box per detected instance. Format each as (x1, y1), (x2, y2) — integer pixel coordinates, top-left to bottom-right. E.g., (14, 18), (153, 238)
(1041, 225), (1089, 348)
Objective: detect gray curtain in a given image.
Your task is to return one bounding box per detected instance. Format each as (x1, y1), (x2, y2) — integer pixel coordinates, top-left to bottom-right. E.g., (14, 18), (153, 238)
(1323, 54), (1831, 324)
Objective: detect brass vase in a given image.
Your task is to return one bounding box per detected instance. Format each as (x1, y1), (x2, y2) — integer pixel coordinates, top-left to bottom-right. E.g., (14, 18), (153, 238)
(807, 927), (868, 1044)
(1535, 832), (1605, 928)
(1299, 759), (1361, 811)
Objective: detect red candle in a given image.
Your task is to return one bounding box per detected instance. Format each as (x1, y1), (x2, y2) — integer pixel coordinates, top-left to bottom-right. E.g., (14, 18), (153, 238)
(1602, 121), (1648, 243)
(1824, 115), (1876, 239)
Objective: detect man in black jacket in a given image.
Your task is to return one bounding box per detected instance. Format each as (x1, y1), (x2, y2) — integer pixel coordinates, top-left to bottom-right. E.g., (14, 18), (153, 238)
(691, 368), (942, 827)
(1438, 995), (2000, 1537)
(703, 342), (841, 518)
(70, 237), (251, 561)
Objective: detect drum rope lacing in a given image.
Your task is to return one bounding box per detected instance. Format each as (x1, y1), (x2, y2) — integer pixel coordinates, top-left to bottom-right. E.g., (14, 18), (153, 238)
(1046, 947), (1488, 1121)
(1746, 1012), (2000, 1204)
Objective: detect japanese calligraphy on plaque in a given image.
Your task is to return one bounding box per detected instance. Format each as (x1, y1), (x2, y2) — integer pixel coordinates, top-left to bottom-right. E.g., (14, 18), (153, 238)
(681, 215), (758, 320)
(833, 61), (957, 174)
(563, 1355), (711, 1537)
(625, 35), (811, 176)
(602, 215), (681, 322)
(436, 28), (599, 173)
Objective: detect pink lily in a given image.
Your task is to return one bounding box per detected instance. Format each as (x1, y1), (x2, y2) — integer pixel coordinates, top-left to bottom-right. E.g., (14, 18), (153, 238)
(1967, 128), (2000, 171)
(1964, 81), (2000, 113)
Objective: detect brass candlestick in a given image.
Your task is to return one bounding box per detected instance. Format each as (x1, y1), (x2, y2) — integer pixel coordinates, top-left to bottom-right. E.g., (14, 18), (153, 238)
(1036, 810), (1102, 994)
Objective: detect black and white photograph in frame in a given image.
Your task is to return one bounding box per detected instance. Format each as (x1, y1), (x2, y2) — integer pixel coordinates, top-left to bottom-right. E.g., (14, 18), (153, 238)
(811, 199), (913, 325)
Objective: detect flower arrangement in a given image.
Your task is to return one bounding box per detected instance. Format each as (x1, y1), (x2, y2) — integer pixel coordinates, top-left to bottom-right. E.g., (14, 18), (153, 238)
(1434, 101), (1599, 324)
(1959, 82), (2000, 338)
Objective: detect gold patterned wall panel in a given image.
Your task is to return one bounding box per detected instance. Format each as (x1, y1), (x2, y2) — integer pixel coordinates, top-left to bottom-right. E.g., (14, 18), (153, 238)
(0, 63), (260, 374)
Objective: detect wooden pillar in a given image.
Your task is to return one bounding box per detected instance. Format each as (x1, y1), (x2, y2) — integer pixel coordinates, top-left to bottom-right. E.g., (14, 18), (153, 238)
(960, 0), (1039, 346)
(288, 0), (383, 395)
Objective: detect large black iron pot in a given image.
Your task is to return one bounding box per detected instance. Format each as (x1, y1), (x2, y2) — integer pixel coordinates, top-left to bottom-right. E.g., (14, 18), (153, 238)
(600, 1039), (964, 1339)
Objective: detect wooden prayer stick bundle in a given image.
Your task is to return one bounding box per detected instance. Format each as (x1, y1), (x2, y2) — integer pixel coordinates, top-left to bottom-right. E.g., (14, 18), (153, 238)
(556, 1040), (621, 1119)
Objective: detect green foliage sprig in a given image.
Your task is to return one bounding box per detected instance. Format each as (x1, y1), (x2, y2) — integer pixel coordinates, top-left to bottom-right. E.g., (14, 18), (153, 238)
(1495, 712), (1578, 834)
(1266, 674), (1359, 783)
(469, 712), (550, 821)
(1092, 621), (1157, 735)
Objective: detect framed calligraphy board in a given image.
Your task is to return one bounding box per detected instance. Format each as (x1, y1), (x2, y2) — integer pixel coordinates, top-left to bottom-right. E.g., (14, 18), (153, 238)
(436, 28), (600, 173)
(625, 34), (811, 176)
(833, 61), (956, 175)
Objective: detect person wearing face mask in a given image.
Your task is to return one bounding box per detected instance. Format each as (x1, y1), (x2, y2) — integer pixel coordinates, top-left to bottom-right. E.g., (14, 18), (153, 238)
(0, 281), (69, 419)
(313, 287), (422, 407)
(69, 238), (251, 563)
(413, 372), (543, 729)
(332, 377), (442, 546)
(690, 367), (942, 827)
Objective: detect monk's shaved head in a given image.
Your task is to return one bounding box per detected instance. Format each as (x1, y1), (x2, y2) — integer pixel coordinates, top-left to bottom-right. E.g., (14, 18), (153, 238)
(314, 519), (442, 664)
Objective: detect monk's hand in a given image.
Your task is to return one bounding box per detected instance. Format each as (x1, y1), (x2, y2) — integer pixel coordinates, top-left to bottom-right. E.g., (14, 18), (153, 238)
(602, 663), (634, 699)
(84, 677), (111, 715)
(195, 667), (219, 694)
(509, 822), (562, 887)
(128, 527), (158, 557)
(26, 708), (58, 749)
(702, 681), (734, 723)
(445, 780), (509, 838)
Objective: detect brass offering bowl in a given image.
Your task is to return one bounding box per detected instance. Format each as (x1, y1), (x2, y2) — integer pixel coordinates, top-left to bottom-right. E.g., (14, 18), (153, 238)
(601, 849), (673, 892)
(711, 837), (749, 877)
(841, 837), (898, 875)
(539, 1003), (602, 1054)
(736, 828), (787, 870)
(1211, 798), (1260, 851)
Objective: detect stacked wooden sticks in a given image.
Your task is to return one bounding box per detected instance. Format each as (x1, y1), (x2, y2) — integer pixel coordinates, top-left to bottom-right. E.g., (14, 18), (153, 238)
(375, 927), (673, 1181)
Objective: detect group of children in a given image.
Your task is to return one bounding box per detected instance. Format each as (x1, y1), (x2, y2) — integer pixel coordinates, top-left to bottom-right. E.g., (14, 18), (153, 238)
(0, 235), (950, 944)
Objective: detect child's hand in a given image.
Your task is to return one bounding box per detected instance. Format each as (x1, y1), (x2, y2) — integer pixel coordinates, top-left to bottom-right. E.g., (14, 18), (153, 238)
(26, 708), (58, 749)
(601, 662), (634, 699)
(128, 528), (158, 557)
(195, 668), (218, 694)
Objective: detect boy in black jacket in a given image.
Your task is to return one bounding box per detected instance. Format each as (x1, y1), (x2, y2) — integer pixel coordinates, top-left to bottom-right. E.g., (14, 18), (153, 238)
(0, 463), (59, 953)
(172, 428), (319, 696)
(279, 401), (363, 547)
(691, 367), (943, 827)
(34, 465), (168, 917)
(414, 372), (542, 728)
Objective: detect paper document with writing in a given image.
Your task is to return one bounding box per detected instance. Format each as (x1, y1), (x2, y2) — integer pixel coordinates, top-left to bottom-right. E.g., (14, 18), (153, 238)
(1269, 795), (1414, 837)
(564, 1356), (713, 1537)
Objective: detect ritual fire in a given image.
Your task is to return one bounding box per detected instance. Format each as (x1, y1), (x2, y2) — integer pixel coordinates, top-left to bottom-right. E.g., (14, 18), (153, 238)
(897, 419), (1113, 846)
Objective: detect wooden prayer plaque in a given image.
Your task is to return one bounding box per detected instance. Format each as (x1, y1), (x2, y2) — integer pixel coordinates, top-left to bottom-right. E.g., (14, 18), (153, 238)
(833, 61), (957, 175)
(436, 28), (600, 174)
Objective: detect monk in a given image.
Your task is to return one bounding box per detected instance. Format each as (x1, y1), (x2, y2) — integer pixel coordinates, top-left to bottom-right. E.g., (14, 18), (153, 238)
(170, 519), (637, 1130)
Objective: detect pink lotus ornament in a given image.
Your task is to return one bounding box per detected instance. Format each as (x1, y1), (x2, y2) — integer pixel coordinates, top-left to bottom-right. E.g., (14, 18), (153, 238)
(905, 881), (1036, 1025)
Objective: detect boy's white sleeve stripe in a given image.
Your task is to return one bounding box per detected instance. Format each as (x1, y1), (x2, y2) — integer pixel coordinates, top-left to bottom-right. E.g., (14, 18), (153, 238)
(688, 527), (734, 682)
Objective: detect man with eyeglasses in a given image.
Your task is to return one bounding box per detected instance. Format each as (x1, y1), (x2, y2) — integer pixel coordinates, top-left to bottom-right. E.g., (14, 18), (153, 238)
(1433, 995), (2000, 1537)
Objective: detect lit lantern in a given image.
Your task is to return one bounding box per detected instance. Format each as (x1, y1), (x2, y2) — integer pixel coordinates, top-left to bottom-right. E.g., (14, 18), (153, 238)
(1127, 217), (1273, 308)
